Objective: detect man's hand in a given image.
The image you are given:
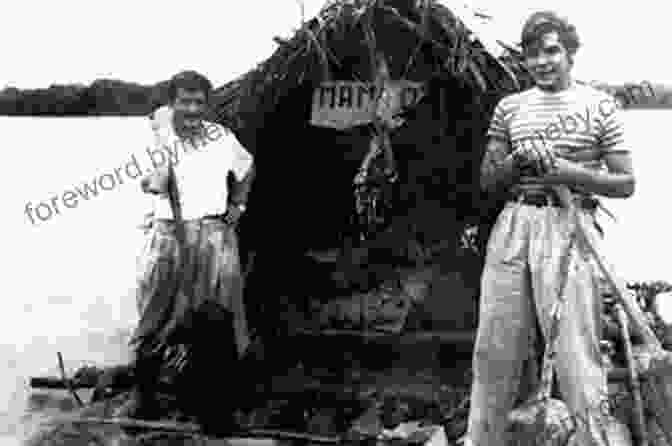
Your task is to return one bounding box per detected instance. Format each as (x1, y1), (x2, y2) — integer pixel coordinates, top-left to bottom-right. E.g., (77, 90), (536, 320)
(141, 169), (170, 194)
(519, 157), (578, 185)
(223, 203), (245, 226)
(512, 143), (558, 176)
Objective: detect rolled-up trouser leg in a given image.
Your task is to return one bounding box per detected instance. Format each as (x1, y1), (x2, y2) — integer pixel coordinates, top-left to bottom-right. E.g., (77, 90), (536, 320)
(467, 204), (537, 446)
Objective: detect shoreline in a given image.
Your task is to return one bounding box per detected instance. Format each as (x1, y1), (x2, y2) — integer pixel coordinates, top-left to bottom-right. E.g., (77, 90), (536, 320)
(1, 79), (671, 118)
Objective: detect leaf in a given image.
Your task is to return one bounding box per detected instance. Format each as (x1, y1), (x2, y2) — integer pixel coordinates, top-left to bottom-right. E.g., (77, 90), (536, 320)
(302, 27), (332, 81)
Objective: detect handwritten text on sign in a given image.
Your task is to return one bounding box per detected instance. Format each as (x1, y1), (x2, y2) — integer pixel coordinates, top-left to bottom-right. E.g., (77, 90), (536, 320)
(310, 80), (426, 130)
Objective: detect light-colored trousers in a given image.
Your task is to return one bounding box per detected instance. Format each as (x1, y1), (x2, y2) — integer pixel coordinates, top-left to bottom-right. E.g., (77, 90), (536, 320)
(467, 201), (612, 446)
(132, 218), (250, 357)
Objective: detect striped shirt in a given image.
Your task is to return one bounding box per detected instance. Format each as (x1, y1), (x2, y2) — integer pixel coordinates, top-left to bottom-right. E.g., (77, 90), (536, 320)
(487, 81), (628, 195)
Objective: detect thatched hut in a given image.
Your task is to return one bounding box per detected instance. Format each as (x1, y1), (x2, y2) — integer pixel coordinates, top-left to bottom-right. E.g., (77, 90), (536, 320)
(211, 0), (533, 341)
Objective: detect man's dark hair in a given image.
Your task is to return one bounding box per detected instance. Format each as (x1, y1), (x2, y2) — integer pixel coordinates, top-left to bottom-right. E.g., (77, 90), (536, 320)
(520, 11), (581, 57)
(168, 70), (214, 103)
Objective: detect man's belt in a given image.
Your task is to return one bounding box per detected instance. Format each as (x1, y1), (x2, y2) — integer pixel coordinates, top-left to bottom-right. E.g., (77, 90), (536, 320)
(202, 214), (227, 221)
(155, 214), (227, 224)
(510, 191), (599, 210)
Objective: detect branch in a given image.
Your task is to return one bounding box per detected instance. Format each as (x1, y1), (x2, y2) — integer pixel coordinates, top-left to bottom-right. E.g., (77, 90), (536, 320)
(57, 352), (84, 407)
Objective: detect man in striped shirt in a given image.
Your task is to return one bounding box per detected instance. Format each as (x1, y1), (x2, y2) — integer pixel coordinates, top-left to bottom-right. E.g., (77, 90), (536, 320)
(466, 11), (638, 446)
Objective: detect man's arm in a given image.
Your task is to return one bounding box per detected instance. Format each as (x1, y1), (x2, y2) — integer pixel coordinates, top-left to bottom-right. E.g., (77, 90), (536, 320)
(141, 115), (170, 195)
(229, 162), (255, 206)
(224, 135), (255, 225)
(480, 137), (520, 192)
(530, 153), (634, 198)
(480, 96), (524, 193)
(530, 96), (634, 198)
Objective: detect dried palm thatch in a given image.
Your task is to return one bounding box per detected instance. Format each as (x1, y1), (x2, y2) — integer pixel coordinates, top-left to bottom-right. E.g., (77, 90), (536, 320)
(214, 0), (529, 134)
(212, 0), (534, 317)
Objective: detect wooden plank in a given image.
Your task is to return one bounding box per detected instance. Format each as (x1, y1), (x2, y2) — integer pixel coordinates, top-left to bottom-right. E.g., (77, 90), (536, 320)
(30, 377), (92, 390)
(293, 329), (475, 344)
(68, 417), (343, 443)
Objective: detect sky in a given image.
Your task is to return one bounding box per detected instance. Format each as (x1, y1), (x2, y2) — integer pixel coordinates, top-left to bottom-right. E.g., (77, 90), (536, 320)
(1, 0), (670, 89)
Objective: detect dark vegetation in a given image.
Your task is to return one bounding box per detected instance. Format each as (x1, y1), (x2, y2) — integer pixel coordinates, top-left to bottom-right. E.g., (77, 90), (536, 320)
(1, 78), (670, 117)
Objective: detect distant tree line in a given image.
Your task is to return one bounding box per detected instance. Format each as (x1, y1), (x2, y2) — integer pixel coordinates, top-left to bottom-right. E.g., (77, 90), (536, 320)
(589, 80), (672, 109)
(0, 79), (171, 116)
(2, 78), (672, 116)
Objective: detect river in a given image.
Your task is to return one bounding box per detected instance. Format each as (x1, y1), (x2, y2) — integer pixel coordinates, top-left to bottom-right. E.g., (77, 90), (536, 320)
(2, 110), (670, 443)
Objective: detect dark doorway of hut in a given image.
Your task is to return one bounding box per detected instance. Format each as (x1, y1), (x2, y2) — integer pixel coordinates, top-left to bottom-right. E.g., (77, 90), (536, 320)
(244, 128), (480, 444)
(233, 80), (496, 446)
(234, 120), (480, 443)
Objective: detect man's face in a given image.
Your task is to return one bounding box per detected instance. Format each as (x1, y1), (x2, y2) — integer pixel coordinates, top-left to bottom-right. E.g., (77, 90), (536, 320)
(172, 87), (208, 131)
(523, 31), (572, 91)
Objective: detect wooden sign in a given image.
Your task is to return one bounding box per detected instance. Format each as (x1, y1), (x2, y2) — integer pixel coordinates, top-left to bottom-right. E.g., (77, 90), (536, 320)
(310, 80), (426, 130)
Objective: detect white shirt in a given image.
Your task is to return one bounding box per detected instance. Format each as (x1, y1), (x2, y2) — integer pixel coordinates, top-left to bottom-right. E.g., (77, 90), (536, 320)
(150, 119), (253, 221)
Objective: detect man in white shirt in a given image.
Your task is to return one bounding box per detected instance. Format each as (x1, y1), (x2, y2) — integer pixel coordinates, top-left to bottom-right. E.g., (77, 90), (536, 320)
(119, 71), (255, 431)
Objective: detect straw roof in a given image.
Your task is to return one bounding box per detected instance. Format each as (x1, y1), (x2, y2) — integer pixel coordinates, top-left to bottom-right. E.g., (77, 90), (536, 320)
(213, 0), (532, 135)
